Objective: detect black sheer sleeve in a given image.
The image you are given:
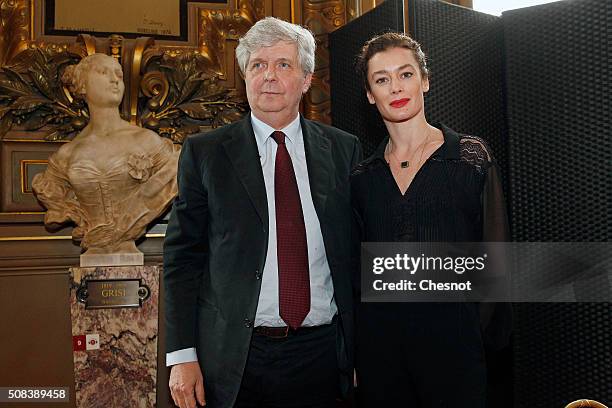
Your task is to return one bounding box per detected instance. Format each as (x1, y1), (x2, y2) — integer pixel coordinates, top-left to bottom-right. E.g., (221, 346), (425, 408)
(482, 161), (510, 242)
(481, 156), (512, 352)
(460, 135), (512, 350)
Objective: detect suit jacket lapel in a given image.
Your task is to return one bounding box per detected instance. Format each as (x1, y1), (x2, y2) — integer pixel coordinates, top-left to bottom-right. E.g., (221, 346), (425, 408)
(301, 116), (334, 220)
(222, 116), (268, 226)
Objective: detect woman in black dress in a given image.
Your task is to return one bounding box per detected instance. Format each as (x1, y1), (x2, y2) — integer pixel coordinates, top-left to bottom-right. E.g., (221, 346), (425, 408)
(351, 32), (510, 407)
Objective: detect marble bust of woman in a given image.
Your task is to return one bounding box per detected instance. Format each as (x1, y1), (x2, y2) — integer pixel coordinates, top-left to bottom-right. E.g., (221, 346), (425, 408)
(32, 53), (180, 266)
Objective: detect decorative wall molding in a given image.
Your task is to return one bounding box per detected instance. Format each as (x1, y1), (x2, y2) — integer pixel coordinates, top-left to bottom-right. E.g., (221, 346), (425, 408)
(138, 48), (248, 143)
(302, 1), (347, 124)
(0, 0), (267, 218)
(0, 48), (85, 140)
(0, 0), (30, 66)
(198, 0), (263, 77)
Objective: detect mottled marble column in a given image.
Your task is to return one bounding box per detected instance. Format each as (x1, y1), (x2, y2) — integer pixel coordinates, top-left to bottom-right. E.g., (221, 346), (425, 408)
(69, 266), (159, 408)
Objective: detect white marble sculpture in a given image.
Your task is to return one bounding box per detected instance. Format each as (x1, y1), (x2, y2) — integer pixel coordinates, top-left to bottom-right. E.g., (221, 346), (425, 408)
(32, 53), (180, 266)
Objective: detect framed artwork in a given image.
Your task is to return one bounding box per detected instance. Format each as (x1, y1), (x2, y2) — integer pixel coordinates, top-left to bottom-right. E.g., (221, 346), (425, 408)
(44, 0), (229, 40)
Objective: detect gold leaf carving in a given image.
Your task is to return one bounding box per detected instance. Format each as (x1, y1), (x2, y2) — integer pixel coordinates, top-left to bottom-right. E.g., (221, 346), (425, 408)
(303, 2), (345, 32)
(140, 70), (169, 111)
(139, 51), (248, 143)
(302, 0), (346, 124)
(198, 0), (260, 76)
(0, 0), (30, 66)
(0, 48), (86, 139)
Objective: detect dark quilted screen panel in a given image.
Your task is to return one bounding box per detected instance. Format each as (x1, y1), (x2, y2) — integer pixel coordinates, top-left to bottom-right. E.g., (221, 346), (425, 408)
(329, 0), (612, 406)
(329, 0), (403, 156)
(504, 0), (612, 406)
(411, 0), (508, 192)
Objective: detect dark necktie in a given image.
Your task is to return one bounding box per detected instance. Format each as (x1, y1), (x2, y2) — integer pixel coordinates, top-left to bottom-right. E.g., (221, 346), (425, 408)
(271, 131), (310, 329)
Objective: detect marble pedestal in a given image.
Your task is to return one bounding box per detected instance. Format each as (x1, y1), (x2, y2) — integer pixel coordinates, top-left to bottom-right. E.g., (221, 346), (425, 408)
(69, 266), (159, 408)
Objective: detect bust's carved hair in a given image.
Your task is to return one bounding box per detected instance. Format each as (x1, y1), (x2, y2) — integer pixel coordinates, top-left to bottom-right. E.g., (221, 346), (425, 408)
(61, 53), (114, 98)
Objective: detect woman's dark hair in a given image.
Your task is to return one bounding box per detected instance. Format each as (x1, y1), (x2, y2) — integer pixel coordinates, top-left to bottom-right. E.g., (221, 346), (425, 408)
(356, 32), (429, 91)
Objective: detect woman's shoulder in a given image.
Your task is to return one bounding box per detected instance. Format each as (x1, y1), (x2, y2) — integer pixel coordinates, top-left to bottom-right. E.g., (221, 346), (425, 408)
(351, 136), (389, 178)
(457, 134), (495, 170)
(127, 125), (163, 142)
(438, 123), (496, 170)
(52, 138), (80, 166)
(438, 124), (494, 159)
(122, 125), (172, 154)
(350, 154), (386, 178)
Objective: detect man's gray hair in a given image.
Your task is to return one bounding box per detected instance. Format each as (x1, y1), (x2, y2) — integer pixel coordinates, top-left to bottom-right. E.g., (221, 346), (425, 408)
(236, 17), (316, 75)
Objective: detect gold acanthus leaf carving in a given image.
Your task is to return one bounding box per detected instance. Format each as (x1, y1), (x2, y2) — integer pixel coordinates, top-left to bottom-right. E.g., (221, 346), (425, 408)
(0, 0), (30, 66)
(253, 0), (265, 20)
(302, 1), (346, 125)
(139, 51), (248, 144)
(198, 0), (258, 76)
(0, 48), (87, 140)
(303, 2), (345, 34)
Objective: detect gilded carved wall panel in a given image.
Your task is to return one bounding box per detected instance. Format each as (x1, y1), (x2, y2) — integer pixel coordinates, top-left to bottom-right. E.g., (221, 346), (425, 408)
(0, 0), (30, 66)
(0, 0), (269, 217)
(138, 49), (248, 143)
(198, 0), (263, 77)
(302, 0), (346, 124)
(0, 48), (85, 141)
(0, 0), (271, 143)
(0, 0), (368, 142)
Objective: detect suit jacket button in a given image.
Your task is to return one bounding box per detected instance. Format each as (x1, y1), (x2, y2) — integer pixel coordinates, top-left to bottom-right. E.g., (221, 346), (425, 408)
(255, 270), (262, 280)
(244, 319), (252, 328)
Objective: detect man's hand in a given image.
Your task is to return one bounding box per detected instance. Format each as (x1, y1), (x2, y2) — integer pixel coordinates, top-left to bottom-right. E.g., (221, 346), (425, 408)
(169, 362), (206, 408)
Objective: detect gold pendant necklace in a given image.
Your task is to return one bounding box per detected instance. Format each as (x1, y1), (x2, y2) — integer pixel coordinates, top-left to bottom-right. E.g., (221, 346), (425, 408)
(387, 132), (431, 170)
(390, 148), (409, 168)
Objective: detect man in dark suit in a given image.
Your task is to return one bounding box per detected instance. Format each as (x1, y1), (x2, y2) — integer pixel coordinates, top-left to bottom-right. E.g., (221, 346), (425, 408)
(163, 17), (362, 408)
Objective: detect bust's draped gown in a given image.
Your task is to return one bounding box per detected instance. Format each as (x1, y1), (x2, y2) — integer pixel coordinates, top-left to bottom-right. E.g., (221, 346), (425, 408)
(33, 137), (179, 251)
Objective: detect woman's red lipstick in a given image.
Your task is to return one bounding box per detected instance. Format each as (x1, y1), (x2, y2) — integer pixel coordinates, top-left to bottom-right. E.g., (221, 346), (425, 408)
(390, 98), (410, 108)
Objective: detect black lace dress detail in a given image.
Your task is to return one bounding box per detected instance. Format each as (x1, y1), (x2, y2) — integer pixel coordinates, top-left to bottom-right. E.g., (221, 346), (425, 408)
(350, 124), (508, 244)
(460, 135), (492, 171)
